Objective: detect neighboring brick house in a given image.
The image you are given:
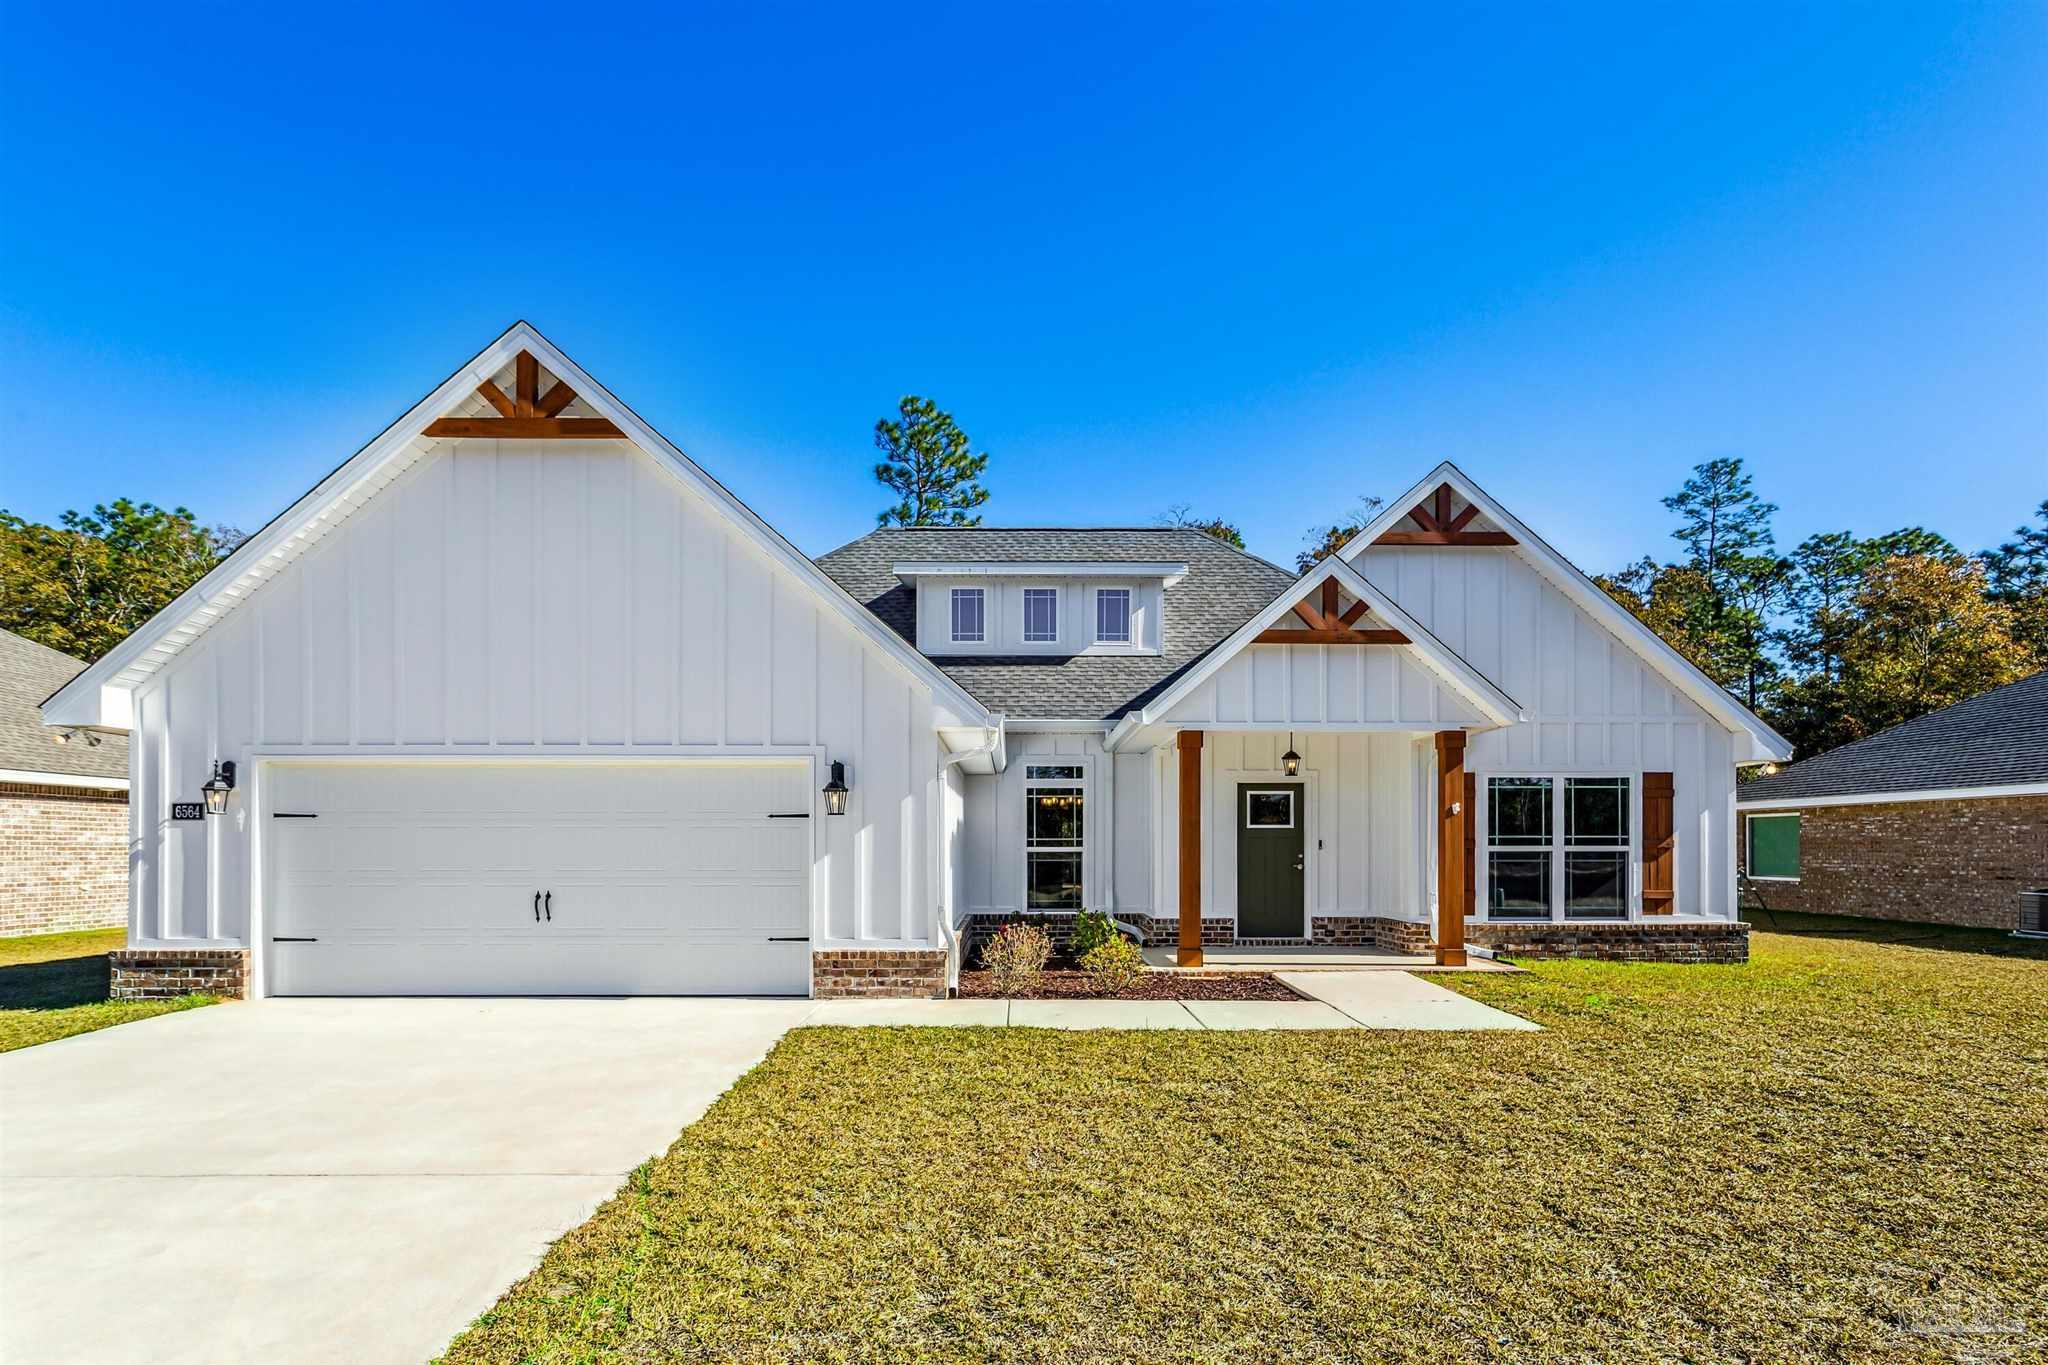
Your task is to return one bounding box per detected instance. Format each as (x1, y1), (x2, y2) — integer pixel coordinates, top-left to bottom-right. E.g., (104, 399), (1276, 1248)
(0, 630), (130, 936)
(1736, 671), (2048, 932)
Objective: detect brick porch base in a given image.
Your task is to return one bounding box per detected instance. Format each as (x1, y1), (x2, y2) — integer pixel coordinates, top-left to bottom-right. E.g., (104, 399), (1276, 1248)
(811, 948), (947, 999)
(1464, 921), (1749, 964)
(108, 948), (250, 1000)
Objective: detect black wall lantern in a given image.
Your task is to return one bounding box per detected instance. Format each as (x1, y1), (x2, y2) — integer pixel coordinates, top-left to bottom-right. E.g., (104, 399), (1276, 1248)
(822, 760), (849, 816)
(201, 760), (237, 815)
(1282, 733), (1302, 778)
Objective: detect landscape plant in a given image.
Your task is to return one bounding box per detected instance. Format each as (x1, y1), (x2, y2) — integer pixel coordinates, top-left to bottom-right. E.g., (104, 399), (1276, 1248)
(1078, 935), (1145, 996)
(978, 921), (1051, 996)
(1066, 908), (1118, 961)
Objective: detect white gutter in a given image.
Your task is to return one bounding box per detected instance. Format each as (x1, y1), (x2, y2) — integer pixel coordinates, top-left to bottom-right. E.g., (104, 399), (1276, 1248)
(1738, 781), (2048, 811)
(936, 716), (1005, 993)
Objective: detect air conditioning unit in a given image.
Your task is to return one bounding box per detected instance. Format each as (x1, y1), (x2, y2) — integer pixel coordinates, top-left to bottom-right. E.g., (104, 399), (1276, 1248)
(2018, 889), (2048, 940)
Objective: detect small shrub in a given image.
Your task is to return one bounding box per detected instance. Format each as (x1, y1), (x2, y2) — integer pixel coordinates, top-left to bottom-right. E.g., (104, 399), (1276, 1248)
(1079, 935), (1146, 997)
(1068, 909), (1118, 961)
(981, 922), (1052, 996)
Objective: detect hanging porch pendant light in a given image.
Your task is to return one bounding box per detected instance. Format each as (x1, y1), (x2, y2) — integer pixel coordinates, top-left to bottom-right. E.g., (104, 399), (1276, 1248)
(1282, 733), (1302, 778)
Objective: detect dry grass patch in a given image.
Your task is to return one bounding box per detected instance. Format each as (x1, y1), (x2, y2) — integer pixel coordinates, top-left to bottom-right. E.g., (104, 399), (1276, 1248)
(446, 918), (2048, 1362)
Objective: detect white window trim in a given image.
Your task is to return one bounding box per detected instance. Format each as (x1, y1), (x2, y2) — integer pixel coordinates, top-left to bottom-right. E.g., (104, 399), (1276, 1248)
(1243, 788), (1296, 829)
(1094, 587), (1133, 645)
(1744, 811), (1802, 882)
(1022, 587), (1059, 643)
(1475, 772), (1642, 924)
(1022, 757), (1089, 912)
(949, 586), (985, 644)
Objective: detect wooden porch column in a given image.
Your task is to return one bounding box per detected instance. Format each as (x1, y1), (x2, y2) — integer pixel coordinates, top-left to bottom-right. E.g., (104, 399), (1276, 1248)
(1433, 730), (1469, 967)
(1176, 729), (1204, 967)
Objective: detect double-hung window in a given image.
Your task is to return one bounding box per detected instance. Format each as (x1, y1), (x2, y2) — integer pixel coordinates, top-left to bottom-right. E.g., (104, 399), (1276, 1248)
(949, 587), (985, 644)
(1095, 588), (1132, 644)
(1024, 763), (1085, 909)
(1023, 587), (1059, 643)
(1485, 776), (1632, 920)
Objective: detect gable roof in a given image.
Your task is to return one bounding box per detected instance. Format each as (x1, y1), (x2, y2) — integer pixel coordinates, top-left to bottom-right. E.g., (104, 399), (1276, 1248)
(816, 527), (1297, 721)
(1127, 555), (1523, 731)
(1341, 461), (1794, 762)
(1737, 671), (2048, 807)
(41, 323), (994, 734)
(1, 631), (127, 783)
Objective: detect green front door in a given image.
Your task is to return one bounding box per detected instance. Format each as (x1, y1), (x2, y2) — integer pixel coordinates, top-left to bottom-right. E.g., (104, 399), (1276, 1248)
(1237, 783), (1305, 938)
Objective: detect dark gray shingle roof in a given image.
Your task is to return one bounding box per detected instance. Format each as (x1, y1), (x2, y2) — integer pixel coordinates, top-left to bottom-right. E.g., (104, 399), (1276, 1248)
(815, 528), (1298, 720)
(0, 630), (128, 781)
(1739, 670), (2048, 804)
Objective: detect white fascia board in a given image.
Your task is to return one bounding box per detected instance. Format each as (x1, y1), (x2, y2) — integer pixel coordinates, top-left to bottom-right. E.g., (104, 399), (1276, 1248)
(1135, 555), (1522, 728)
(0, 767), (129, 791)
(1737, 781), (2048, 811)
(1003, 718), (1116, 732)
(893, 561), (1190, 586)
(43, 322), (995, 735)
(1341, 461), (1795, 763)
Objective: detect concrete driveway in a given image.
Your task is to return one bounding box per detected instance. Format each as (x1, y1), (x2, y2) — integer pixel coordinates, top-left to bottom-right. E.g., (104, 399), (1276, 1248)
(0, 997), (815, 1365)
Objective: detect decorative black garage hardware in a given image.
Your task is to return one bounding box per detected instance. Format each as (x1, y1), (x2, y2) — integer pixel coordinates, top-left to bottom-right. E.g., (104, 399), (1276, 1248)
(767, 812), (810, 819)
(271, 936), (317, 943)
(272, 812), (319, 819)
(533, 891), (541, 922)
(767, 936), (810, 942)
(544, 891), (552, 921)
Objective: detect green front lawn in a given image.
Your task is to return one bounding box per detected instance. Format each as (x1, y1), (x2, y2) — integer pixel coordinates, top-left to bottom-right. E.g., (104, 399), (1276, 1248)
(447, 916), (2048, 1363)
(0, 927), (216, 1053)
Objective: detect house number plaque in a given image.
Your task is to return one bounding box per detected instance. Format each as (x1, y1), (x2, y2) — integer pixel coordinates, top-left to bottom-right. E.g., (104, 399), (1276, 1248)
(170, 803), (205, 821)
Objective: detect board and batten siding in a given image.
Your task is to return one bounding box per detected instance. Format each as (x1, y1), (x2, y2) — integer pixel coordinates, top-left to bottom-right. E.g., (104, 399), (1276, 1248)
(1157, 641), (1486, 729)
(957, 732), (1156, 920)
(1147, 730), (1431, 927)
(1355, 544), (1738, 919)
(128, 439), (944, 951)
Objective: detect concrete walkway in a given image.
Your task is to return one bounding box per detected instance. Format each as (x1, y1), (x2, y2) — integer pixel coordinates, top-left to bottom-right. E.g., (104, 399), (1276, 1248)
(804, 972), (1539, 1031)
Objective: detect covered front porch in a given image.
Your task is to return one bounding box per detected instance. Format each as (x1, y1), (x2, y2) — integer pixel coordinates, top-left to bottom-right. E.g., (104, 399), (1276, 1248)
(1145, 725), (1479, 969)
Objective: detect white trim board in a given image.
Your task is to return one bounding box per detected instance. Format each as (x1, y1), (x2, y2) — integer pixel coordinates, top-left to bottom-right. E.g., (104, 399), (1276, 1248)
(1339, 461), (1793, 764)
(1738, 781), (2048, 811)
(41, 322), (996, 736)
(0, 768), (129, 792)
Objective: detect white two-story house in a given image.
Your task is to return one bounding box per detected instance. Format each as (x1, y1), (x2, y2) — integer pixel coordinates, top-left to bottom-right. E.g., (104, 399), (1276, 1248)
(43, 324), (1791, 1001)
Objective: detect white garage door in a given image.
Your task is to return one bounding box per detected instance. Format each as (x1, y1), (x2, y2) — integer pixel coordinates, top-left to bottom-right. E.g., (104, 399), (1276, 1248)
(264, 761), (813, 996)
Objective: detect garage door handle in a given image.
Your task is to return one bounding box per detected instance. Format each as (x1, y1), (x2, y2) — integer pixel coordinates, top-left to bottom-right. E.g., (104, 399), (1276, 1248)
(544, 891), (552, 922)
(533, 891), (541, 922)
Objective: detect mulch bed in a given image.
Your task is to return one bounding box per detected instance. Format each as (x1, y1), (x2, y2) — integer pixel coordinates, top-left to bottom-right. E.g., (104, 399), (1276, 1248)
(956, 970), (1303, 1001)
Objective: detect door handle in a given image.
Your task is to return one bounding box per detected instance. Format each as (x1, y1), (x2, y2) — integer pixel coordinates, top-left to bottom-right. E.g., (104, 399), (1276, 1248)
(544, 891), (552, 922)
(533, 891), (541, 923)
(1294, 855), (1305, 872)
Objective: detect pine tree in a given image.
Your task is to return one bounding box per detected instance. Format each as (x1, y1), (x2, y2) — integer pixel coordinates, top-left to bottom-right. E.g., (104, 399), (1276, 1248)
(872, 397), (991, 528)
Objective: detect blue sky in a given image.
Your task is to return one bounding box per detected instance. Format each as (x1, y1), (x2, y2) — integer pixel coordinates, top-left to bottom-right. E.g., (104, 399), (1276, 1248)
(3, 4), (2042, 572)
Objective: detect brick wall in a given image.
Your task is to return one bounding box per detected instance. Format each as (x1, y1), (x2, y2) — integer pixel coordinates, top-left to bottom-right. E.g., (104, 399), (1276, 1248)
(1739, 795), (2047, 932)
(0, 782), (129, 937)
(1466, 921), (1750, 963)
(811, 948), (947, 999)
(1311, 916), (1432, 954)
(109, 948), (247, 1000)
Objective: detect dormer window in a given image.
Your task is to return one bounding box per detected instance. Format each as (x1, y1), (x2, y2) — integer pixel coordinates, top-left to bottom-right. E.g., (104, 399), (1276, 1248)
(1023, 588), (1059, 643)
(1095, 589), (1131, 644)
(949, 587), (985, 643)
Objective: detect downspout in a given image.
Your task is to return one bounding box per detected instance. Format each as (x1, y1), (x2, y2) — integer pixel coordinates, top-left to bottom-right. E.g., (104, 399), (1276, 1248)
(936, 717), (1004, 993)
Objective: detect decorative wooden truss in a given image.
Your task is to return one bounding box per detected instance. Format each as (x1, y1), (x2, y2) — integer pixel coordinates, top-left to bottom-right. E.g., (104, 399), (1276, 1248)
(1372, 483), (1516, 546)
(1253, 577), (1409, 645)
(423, 351), (625, 439)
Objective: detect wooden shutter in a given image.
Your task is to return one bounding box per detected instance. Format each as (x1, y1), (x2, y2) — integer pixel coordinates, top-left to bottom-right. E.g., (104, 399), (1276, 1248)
(1463, 772), (1476, 920)
(1642, 771), (1674, 915)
